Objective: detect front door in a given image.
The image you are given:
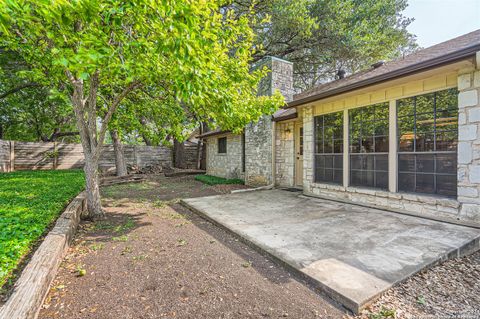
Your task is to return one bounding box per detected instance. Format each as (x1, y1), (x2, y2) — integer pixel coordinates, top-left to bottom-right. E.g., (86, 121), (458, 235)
(295, 122), (304, 187)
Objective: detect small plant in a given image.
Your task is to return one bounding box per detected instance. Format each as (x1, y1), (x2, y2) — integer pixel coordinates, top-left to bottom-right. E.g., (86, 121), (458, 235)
(132, 254), (148, 261)
(76, 265), (86, 277)
(194, 174), (244, 186)
(417, 295), (426, 305)
(90, 243), (105, 251)
(368, 307), (396, 319)
(94, 221), (115, 231)
(114, 218), (136, 233)
(112, 235), (129, 242)
(177, 239), (187, 246)
(121, 246), (133, 255)
(241, 261), (252, 268)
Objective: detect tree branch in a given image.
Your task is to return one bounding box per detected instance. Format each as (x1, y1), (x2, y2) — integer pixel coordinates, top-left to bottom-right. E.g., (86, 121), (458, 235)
(95, 80), (142, 160)
(0, 82), (41, 99)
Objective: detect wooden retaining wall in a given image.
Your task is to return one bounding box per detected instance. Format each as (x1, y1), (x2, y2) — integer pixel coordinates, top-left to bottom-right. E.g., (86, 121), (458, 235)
(0, 140), (172, 172)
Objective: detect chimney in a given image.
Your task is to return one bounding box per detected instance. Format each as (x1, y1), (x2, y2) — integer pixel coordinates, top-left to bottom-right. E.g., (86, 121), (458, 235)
(254, 56), (294, 102)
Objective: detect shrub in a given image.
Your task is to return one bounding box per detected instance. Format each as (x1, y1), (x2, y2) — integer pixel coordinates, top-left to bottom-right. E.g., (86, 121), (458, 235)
(194, 174), (244, 186)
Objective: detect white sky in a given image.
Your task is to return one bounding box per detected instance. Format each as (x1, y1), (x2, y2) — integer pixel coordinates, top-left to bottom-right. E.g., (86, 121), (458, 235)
(404, 0), (480, 48)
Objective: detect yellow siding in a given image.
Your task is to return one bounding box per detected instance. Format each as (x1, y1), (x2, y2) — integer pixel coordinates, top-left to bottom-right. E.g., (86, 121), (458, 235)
(312, 71), (458, 116)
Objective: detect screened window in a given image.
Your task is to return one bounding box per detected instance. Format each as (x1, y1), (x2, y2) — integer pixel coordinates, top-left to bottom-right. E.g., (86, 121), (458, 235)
(397, 88), (458, 198)
(314, 111), (343, 185)
(349, 102), (389, 189)
(218, 137), (227, 154)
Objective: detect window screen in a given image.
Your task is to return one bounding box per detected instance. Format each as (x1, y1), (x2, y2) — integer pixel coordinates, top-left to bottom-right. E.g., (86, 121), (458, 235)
(397, 88), (458, 198)
(314, 111), (343, 185)
(218, 137), (227, 154)
(349, 102), (389, 189)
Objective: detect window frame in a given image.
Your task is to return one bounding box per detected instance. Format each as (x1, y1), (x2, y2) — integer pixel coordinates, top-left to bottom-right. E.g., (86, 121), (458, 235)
(217, 136), (227, 154)
(313, 111), (344, 185)
(348, 102), (390, 190)
(396, 88), (458, 198)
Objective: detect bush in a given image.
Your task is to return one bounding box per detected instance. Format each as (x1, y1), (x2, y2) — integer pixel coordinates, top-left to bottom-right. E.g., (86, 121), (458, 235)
(194, 174), (244, 186)
(0, 169), (84, 288)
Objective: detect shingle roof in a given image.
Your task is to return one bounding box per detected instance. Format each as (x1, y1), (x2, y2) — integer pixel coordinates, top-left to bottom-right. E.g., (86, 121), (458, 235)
(290, 29), (480, 107)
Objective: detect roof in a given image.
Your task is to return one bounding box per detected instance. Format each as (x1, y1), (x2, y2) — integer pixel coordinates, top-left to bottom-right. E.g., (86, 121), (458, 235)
(272, 108), (297, 122)
(197, 130), (231, 139)
(290, 29), (480, 107)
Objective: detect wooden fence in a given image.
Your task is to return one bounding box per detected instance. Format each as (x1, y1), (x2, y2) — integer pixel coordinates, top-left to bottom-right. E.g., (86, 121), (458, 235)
(0, 140), (172, 173)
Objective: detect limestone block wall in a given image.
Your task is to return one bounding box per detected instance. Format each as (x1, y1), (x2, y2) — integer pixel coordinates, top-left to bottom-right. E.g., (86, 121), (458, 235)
(245, 115), (273, 186)
(457, 54), (480, 221)
(275, 121), (295, 187)
(301, 85), (469, 222)
(205, 134), (244, 179)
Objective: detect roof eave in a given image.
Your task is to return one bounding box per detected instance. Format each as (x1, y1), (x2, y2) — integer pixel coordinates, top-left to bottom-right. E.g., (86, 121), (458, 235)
(288, 43), (480, 108)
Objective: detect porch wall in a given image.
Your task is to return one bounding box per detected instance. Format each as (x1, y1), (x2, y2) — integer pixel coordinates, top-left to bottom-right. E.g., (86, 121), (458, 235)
(205, 134), (244, 179)
(275, 121), (295, 187)
(302, 57), (480, 223)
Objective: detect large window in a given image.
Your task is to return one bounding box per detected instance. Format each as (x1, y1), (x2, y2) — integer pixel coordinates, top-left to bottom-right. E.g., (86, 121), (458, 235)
(218, 137), (227, 154)
(397, 88), (458, 198)
(349, 102), (389, 189)
(314, 111), (343, 185)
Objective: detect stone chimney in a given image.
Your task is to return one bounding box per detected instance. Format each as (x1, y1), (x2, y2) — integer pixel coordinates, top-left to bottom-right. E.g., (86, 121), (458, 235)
(244, 56), (294, 186)
(255, 56), (294, 102)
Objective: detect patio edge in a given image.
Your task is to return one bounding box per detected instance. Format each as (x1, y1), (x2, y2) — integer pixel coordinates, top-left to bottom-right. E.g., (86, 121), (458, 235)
(181, 196), (480, 314)
(0, 191), (87, 319)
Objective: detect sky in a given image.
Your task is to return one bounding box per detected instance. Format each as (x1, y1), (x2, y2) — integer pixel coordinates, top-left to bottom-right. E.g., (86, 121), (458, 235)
(404, 0), (480, 48)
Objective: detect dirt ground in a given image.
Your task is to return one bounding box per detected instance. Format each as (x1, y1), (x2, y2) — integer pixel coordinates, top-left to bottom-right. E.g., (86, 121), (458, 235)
(39, 175), (345, 319)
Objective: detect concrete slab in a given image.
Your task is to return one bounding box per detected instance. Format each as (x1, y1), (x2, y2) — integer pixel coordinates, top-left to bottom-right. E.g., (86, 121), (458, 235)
(182, 189), (480, 313)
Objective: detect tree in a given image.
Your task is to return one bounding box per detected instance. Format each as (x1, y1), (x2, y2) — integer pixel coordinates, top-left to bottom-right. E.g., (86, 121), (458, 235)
(0, 0), (283, 219)
(0, 50), (78, 142)
(226, 0), (417, 91)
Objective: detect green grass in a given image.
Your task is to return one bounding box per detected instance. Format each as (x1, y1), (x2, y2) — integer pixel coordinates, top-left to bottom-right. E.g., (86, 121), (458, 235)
(194, 174), (244, 186)
(0, 169), (84, 288)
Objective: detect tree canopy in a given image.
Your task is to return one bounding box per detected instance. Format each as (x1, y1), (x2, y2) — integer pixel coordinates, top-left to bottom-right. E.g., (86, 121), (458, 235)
(0, 0), (284, 218)
(227, 0), (416, 91)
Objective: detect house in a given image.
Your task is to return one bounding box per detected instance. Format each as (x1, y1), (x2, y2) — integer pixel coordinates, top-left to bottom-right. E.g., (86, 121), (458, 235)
(198, 30), (480, 223)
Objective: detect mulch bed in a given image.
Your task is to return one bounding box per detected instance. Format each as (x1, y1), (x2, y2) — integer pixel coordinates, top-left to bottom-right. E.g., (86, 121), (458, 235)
(38, 175), (344, 319)
(353, 250), (480, 319)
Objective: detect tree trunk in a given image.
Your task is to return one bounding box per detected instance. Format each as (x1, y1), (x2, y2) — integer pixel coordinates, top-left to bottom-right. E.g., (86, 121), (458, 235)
(83, 154), (103, 220)
(173, 139), (186, 169)
(110, 130), (128, 176)
(139, 117), (152, 146)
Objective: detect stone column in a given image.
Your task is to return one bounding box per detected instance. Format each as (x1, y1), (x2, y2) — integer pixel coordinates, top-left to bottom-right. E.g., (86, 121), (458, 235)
(303, 106), (314, 190)
(457, 52), (480, 221)
(245, 57), (294, 186)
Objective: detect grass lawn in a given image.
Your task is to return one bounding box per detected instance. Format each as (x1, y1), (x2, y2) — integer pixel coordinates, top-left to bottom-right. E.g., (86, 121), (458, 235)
(194, 174), (244, 186)
(0, 169), (84, 288)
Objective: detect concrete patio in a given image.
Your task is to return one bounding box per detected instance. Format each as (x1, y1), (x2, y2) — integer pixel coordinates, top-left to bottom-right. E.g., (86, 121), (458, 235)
(182, 189), (480, 313)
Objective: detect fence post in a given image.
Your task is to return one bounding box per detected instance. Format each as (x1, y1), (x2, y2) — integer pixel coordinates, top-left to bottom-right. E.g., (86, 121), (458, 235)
(53, 141), (58, 170)
(9, 140), (14, 172)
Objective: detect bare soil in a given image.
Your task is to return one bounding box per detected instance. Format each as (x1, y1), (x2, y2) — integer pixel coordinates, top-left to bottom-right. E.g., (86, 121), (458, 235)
(39, 175), (344, 319)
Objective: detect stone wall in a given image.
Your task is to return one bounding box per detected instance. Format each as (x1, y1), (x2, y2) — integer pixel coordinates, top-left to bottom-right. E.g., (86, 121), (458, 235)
(245, 116), (273, 186)
(245, 57), (294, 186)
(275, 121), (295, 187)
(300, 69), (478, 222)
(457, 53), (480, 221)
(205, 134), (244, 179)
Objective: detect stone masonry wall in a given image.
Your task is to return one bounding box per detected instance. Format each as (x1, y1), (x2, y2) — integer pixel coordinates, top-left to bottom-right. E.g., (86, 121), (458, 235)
(205, 134), (244, 180)
(245, 116), (272, 186)
(275, 121), (295, 187)
(245, 57), (294, 186)
(457, 52), (480, 221)
(300, 73), (477, 222)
